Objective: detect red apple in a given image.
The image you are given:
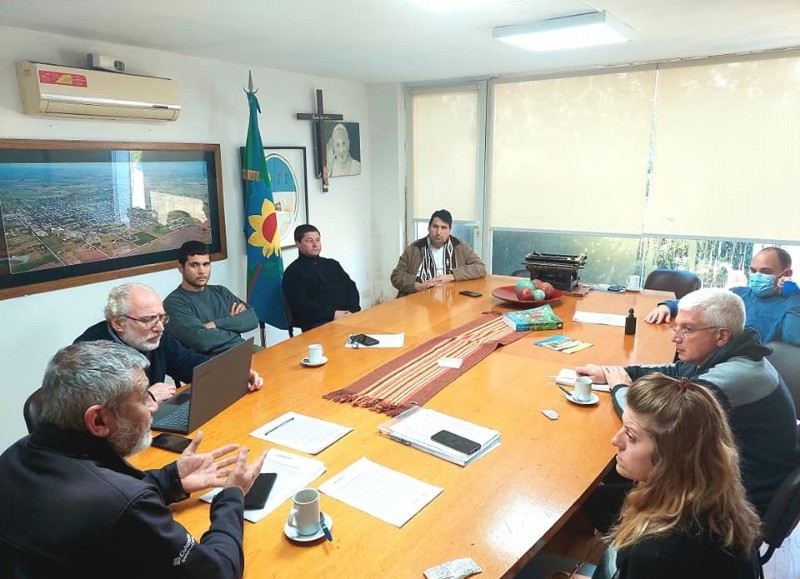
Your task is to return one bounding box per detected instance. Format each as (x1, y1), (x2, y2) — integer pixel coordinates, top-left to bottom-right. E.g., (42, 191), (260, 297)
(532, 278), (543, 289)
(540, 282), (555, 299)
(515, 280), (535, 300)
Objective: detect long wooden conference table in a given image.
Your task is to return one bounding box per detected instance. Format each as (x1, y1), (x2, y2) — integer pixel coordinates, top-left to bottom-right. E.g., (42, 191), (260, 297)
(132, 275), (675, 578)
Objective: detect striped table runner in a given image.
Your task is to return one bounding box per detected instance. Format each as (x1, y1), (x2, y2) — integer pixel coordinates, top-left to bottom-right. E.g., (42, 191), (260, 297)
(324, 313), (528, 416)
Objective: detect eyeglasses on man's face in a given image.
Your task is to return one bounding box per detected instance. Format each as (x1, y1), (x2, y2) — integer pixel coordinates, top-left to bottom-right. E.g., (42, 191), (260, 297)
(123, 314), (170, 328)
(669, 325), (718, 339)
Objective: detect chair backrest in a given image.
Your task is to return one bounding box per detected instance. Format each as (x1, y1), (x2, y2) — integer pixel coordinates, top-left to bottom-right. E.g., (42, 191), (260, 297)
(643, 269), (702, 299)
(759, 464), (800, 565)
(766, 341), (800, 417)
(23, 387), (43, 433)
(283, 295), (296, 338)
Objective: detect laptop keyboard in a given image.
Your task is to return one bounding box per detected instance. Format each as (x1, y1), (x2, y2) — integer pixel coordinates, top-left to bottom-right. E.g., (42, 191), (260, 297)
(152, 403), (190, 429)
(151, 388), (192, 430)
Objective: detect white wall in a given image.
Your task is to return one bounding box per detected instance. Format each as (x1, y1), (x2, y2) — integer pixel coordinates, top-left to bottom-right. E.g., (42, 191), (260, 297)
(0, 25), (400, 450)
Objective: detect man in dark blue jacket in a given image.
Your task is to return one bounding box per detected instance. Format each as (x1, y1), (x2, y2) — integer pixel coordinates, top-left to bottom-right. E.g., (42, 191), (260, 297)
(75, 282), (263, 402)
(0, 341), (266, 579)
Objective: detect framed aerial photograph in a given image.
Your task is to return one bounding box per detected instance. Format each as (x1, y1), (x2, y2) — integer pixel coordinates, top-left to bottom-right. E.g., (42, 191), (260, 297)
(242, 146), (309, 249)
(0, 139), (226, 300)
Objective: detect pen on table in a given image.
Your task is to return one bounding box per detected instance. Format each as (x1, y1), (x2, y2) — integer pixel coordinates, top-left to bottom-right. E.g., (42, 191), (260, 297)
(319, 512), (333, 541)
(263, 417), (294, 436)
(557, 385), (573, 398)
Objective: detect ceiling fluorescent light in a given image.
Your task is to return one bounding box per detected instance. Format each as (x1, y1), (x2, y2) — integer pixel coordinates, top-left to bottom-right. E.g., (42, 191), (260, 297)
(493, 11), (630, 51)
(406, 0), (521, 14)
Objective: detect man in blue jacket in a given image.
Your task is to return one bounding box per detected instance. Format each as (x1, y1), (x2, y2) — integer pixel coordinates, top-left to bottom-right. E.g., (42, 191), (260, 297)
(644, 247), (800, 346)
(75, 282), (263, 402)
(0, 341), (266, 579)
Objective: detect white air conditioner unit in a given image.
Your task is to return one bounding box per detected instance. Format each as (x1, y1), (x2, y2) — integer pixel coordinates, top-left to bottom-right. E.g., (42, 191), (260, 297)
(16, 61), (180, 121)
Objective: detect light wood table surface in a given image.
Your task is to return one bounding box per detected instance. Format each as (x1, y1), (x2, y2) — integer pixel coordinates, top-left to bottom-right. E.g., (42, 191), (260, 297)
(131, 276), (675, 579)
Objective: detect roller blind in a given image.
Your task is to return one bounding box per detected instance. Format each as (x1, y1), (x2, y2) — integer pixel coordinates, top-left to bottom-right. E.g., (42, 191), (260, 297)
(491, 70), (656, 234)
(410, 88), (478, 221)
(645, 55), (800, 240)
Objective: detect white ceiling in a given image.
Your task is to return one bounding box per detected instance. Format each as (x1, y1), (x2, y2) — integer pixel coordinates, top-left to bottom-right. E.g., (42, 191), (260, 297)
(2, 0), (800, 84)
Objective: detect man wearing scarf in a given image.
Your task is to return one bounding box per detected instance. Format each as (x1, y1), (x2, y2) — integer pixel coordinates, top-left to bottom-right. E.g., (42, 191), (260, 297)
(391, 209), (486, 297)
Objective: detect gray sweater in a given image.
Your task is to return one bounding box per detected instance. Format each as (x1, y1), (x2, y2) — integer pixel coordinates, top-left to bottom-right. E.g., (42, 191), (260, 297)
(164, 285), (258, 355)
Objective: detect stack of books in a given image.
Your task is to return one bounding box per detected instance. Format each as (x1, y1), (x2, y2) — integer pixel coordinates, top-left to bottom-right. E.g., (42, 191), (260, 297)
(502, 304), (563, 331)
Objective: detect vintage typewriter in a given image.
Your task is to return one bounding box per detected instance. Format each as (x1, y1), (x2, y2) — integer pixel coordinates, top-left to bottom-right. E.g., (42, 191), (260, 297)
(522, 251), (587, 291)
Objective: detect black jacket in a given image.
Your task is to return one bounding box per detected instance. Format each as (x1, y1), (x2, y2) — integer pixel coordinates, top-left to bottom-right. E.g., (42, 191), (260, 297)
(0, 423), (245, 578)
(282, 253), (360, 331)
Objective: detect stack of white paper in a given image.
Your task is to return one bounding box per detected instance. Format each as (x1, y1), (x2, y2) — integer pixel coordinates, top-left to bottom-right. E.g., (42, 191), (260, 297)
(379, 407), (500, 466)
(200, 448), (326, 523)
(250, 411), (352, 455)
(554, 368), (611, 393)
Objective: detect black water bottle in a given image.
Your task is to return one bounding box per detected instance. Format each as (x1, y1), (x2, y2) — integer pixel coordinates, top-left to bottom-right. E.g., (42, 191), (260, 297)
(625, 308), (637, 335)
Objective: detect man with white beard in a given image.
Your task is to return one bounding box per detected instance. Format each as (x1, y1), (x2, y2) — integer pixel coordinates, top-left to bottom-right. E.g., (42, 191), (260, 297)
(75, 282), (263, 402)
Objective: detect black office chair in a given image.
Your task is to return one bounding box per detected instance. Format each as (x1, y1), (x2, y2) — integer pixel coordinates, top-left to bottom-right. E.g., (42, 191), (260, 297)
(643, 269), (701, 299)
(258, 296), (298, 344)
(23, 387), (43, 433)
(766, 341), (800, 417)
(283, 295), (297, 338)
(758, 464), (800, 571)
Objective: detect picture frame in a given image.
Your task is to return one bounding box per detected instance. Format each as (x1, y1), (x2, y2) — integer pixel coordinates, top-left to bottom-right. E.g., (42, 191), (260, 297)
(313, 121), (361, 178)
(242, 146), (309, 249)
(0, 139), (226, 300)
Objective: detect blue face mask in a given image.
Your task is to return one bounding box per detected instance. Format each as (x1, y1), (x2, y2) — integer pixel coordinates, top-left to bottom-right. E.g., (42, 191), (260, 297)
(749, 272), (778, 297)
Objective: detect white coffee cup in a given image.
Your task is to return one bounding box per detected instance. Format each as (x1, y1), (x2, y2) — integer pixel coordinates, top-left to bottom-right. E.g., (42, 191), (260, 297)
(574, 376), (593, 402)
(307, 344), (324, 364)
(287, 488), (321, 536)
(626, 274), (641, 290)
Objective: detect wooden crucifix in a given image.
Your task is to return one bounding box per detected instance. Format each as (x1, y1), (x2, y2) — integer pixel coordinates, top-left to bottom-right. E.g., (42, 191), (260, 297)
(296, 89), (343, 193)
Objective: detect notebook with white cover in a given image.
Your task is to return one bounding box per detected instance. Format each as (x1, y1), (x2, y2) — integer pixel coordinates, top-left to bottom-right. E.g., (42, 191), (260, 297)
(378, 407), (500, 466)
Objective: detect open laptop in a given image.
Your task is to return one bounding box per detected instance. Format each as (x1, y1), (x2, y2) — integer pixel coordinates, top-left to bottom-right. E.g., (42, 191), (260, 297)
(151, 337), (254, 434)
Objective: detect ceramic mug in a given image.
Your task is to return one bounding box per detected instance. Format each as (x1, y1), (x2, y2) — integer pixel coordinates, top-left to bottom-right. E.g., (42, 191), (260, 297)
(287, 488), (321, 536)
(307, 344), (324, 364)
(626, 275), (641, 290)
(574, 376), (593, 402)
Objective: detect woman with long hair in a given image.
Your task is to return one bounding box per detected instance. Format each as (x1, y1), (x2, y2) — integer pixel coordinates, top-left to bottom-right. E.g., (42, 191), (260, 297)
(606, 372), (761, 578)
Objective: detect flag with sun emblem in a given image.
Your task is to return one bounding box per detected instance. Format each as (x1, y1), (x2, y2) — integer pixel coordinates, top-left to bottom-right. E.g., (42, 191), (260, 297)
(242, 89), (288, 329)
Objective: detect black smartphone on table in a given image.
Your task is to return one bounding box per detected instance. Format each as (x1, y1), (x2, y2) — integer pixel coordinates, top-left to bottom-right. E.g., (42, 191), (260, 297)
(151, 433), (192, 453)
(459, 290), (482, 298)
(244, 472), (277, 510)
(350, 333), (380, 347)
(431, 429), (481, 455)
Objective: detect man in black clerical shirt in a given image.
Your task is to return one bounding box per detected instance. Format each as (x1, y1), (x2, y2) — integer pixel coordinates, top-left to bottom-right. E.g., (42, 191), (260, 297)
(282, 224), (361, 332)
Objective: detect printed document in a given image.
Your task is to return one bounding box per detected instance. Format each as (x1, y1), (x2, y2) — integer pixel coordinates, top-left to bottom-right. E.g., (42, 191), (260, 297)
(319, 457), (442, 527)
(250, 411), (352, 455)
(573, 310), (626, 327)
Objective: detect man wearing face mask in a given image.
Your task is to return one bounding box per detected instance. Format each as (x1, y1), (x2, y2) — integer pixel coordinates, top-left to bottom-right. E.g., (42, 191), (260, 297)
(644, 247), (800, 346)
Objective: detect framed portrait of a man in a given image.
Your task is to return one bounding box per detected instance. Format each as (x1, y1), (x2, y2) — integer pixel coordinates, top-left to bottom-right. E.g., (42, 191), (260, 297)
(315, 121), (361, 178)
